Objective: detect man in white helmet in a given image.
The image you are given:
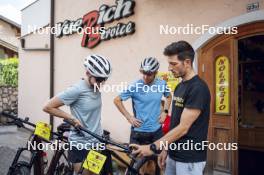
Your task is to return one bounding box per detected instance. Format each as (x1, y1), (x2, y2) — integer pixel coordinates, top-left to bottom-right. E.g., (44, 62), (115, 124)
(43, 54), (112, 175)
(114, 57), (172, 173)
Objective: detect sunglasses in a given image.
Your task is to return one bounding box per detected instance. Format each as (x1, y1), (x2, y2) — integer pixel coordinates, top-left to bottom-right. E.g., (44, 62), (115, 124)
(94, 77), (107, 83)
(140, 70), (155, 76)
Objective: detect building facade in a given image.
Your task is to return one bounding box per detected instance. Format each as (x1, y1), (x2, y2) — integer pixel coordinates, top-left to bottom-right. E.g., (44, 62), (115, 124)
(19, 0), (264, 174)
(0, 15), (20, 58)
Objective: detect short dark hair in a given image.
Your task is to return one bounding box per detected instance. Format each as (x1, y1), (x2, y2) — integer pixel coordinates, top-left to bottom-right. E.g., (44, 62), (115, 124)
(163, 40), (195, 64)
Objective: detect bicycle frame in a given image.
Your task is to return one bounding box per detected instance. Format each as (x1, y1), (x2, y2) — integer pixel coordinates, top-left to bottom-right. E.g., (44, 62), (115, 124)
(46, 130), (72, 175)
(63, 119), (139, 175)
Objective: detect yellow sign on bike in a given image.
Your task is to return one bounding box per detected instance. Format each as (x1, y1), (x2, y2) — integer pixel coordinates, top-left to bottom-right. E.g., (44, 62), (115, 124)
(82, 150), (107, 174)
(34, 122), (51, 141)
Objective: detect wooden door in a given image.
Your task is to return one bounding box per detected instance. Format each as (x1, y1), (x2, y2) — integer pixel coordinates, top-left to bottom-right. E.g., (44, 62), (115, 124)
(198, 21), (264, 175)
(198, 36), (237, 175)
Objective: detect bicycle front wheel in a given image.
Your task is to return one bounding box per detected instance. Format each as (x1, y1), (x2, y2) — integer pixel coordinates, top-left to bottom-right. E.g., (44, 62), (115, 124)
(54, 162), (73, 175)
(9, 161), (31, 175)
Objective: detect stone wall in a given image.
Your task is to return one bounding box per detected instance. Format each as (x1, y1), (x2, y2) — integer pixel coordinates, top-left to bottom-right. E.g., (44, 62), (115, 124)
(0, 86), (18, 123)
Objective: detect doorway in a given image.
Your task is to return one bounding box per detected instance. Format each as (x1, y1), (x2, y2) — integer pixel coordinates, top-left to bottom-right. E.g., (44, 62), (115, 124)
(238, 35), (264, 175)
(197, 22), (264, 175)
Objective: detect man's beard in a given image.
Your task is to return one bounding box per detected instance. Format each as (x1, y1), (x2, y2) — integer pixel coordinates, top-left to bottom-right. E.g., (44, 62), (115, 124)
(173, 70), (186, 78)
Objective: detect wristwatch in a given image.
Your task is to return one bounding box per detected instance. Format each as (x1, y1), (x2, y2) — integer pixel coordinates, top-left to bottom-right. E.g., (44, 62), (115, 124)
(164, 109), (169, 114)
(150, 143), (162, 154)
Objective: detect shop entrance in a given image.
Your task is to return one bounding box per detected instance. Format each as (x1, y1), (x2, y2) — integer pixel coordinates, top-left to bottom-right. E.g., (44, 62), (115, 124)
(198, 22), (264, 175)
(237, 35), (264, 175)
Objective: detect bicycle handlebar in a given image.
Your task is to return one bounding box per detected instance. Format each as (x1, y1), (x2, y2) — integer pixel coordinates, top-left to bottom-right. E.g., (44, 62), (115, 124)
(1, 111), (66, 140)
(1, 111), (36, 128)
(1, 112), (130, 152)
(63, 119), (131, 153)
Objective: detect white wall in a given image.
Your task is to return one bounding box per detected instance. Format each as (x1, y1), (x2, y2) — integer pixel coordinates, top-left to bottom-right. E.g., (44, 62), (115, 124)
(18, 28), (50, 125)
(19, 0), (51, 125)
(18, 50), (50, 125)
(21, 0), (50, 36)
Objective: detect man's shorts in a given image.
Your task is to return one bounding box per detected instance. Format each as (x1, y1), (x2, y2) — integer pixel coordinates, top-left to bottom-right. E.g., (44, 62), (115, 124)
(165, 156), (206, 175)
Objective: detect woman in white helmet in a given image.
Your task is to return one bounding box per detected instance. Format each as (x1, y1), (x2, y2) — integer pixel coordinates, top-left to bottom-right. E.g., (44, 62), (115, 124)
(43, 54), (112, 175)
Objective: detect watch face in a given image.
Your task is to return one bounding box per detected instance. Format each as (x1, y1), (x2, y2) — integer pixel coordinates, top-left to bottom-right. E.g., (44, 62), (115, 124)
(150, 144), (162, 154)
(150, 144), (157, 153)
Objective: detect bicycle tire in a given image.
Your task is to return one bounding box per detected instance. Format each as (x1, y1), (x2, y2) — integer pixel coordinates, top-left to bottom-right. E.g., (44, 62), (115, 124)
(53, 154), (73, 175)
(9, 161), (31, 175)
(54, 162), (73, 175)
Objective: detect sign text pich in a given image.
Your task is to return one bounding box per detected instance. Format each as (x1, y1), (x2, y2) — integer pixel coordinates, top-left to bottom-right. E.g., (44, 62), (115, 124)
(56, 0), (136, 48)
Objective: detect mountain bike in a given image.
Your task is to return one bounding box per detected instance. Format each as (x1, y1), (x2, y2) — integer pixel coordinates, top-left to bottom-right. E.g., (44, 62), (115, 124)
(1, 111), (73, 175)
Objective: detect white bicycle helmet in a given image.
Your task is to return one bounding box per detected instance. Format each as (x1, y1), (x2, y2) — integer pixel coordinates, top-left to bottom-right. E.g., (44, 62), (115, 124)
(84, 54), (112, 78)
(140, 57), (160, 73)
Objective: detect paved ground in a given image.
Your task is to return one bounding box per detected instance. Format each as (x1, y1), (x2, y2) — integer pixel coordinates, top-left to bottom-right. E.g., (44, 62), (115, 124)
(0, 126), (31, 175)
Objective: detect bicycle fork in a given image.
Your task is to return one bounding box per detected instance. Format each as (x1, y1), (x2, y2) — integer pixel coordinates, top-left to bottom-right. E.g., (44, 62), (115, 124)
(7, 148), (31, 175)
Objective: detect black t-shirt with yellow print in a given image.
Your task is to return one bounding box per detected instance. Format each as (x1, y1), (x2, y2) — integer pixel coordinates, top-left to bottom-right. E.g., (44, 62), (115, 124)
(168, 75), (211, 162)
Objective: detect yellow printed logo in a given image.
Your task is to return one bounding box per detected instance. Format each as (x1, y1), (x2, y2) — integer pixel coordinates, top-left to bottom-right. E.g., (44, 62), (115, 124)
(83, 150), (107, 174)
(174, 96), (184, 107)
(34, 122), (51, 141)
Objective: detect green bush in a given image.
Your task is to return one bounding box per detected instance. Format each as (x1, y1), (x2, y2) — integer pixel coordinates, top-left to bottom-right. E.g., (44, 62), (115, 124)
(0, 58), (19, 87)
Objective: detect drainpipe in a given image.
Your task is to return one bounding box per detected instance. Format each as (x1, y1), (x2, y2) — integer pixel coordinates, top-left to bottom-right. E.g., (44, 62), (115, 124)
(49, 0), (55, 130)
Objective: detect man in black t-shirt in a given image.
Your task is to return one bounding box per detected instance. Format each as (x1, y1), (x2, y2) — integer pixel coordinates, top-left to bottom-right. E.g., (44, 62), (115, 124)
(130, 41), (211, 175)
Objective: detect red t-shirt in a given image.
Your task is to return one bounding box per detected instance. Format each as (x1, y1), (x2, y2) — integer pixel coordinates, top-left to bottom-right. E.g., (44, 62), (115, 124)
(162, 115), (171, 134)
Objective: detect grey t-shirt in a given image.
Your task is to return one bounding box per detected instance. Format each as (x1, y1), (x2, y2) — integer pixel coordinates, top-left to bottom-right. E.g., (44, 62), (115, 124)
(57, 79), (102, 146)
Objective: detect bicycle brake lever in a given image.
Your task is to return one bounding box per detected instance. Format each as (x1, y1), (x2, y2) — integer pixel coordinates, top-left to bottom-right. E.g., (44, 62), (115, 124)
(126, 145), (141, 162)
(121, 144), (133, 155)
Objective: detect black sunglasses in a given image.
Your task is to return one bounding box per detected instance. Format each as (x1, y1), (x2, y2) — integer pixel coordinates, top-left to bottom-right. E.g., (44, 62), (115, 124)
(95, 77), (107, 83)
(140, 70), (155, 76)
